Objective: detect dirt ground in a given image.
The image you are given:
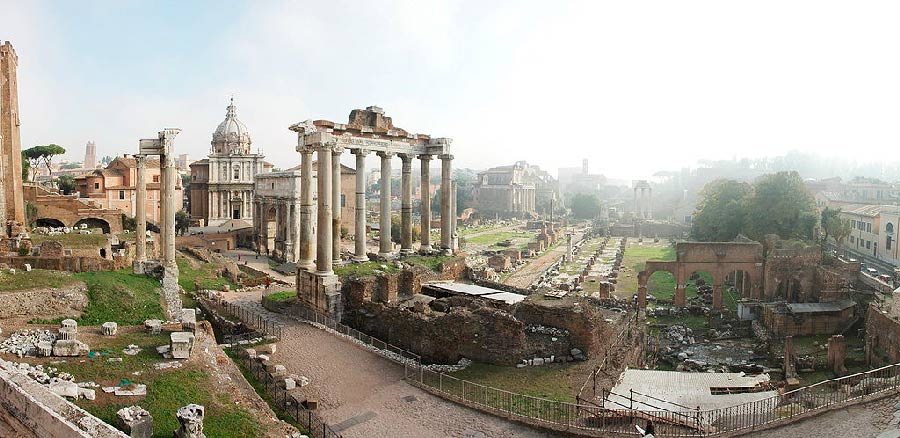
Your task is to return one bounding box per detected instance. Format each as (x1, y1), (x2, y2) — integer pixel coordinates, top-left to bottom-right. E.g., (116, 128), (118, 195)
(503, 231), (584, 289)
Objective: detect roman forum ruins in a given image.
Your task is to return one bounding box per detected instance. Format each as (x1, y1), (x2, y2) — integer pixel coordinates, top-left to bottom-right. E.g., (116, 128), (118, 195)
(287, 106), (454, 318)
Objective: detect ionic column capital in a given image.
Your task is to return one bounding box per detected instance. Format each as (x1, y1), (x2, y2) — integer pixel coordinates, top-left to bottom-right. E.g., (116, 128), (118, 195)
(439, 154), (454, 161)
(331, 145), (345, 155)
(398, 153), (413, 162)
(297, 145), (316, 155)
(134, 154), (146, 167)
(377, 151), (395, 159)
(417, 154), (433, 161)
(352, 148), (370, 157)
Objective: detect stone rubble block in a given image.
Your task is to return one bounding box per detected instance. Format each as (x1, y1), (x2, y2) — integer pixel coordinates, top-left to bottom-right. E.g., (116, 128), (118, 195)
(170, 332), (195, 360)
(257, 343), (276, 355)
(52, 339), (90, 357)
(116, 405), (153, 438)
(101, 322), (118, 336)
(0, 329), (57, 357)
(49, 379), (79, 398)
(174, 403), (206, 438)
(272, 364), (287, 377)
(60, 319), (78, 332)
(57, 327), (77, 341)
(145, 319), (162, 335)
(78, 388), (96, 400)
(180, 309), (197, 332)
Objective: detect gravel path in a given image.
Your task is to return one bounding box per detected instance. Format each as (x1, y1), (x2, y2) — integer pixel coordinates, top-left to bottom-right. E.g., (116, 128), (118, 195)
(504, 231), (583, 288)
(751, 393), (900, 438)
(224, 292), (560, 438)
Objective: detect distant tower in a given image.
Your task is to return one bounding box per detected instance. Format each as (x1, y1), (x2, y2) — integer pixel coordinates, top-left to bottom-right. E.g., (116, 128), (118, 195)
(582, 158), (589, 175)
(0, 41), (24, 225)
(84, 141), (97, 169)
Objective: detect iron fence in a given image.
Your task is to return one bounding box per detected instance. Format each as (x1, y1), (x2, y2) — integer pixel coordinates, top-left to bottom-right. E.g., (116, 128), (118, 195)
(207, 296), (285, 340)
(260, 296), (900, 437)
(239, 349), (342, 438)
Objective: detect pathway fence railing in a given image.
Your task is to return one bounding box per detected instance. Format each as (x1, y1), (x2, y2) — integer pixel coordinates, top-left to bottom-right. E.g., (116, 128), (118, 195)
(259, 296), (900, 437)
(238, 348), (343, 438)
(208, 295), (285, 340)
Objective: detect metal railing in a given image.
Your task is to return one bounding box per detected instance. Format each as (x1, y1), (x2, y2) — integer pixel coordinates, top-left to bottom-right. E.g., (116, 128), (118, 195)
(238, 349), (342, 438)
(207, 296), (285, 341)
(260, 297), (900, 437)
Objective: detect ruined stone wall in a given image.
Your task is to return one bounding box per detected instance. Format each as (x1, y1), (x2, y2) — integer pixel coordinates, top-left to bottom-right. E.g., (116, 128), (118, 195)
(866, 303), (900, 365)
(342, 257), (467, 306)
(0, 256), (116, 272)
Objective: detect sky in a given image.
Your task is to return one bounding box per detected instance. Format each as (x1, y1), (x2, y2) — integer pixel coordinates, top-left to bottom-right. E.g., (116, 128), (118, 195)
(4, 0), (900, 180)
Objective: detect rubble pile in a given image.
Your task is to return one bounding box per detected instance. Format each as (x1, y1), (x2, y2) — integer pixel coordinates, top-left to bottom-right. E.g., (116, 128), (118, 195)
(0, 329), (57, 357)
(525, 324), (570, 337)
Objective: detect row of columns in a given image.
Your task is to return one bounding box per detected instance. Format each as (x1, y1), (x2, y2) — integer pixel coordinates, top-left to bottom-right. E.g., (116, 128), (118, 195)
(297, 144), (455, 275)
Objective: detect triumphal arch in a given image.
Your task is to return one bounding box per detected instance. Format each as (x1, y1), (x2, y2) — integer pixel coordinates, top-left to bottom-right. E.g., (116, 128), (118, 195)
(290, 106), (453, 319)
(638, 241), (764, 309)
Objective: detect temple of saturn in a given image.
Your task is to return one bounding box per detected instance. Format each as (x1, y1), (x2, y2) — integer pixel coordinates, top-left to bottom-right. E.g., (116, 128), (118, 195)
(286, 106), (455, 319)
(633, 179), (652, 220)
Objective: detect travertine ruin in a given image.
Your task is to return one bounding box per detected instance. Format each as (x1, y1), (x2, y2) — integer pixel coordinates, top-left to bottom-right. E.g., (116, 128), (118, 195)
(115, 406), (152, 438)
(173, 404), (206, 438)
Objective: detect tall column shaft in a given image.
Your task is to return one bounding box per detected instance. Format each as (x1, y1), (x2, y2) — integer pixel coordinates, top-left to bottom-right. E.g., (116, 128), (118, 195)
(353, 150), (369, 261)
(378, 152), (393, 256)
(451, 180), (458, 251)
(298, 149), (315, 270)
(134, 155), (147, 265)
(158, 163), (168, 263)
(162, 154), (177, 267)
(332, 148), (343, 264)
(440, 154), (453, 252)
(400, 154), (413, 255)
(419, 155), (432, 251)
(316, 146), (333, 274)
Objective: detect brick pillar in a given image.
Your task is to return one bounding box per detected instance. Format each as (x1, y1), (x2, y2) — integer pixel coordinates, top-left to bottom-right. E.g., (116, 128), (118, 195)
(674, 284), (686, 307)
(827, 335), (848, 376)
(712, 284), (723, 309)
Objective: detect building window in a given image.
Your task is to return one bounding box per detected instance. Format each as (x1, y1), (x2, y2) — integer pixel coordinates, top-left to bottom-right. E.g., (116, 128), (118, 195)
(153, 175), (159, 183)
(94, 182), (100, 189)
(850, 236), (855, 244)
(888, 236), (893, 251)
(271, 183), (275, 190)
(888, 223), (895, 234)
(233, 167), (240, 180)
(341, 194), (346, 207)
(852, 220), (857, 228)
(867, 240), (871, 249)
(867, 223), (872, 233)
(119, 190), (125, 200)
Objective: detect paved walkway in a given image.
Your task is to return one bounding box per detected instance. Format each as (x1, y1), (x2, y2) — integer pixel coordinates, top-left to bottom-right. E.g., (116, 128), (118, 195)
(503, 231), (584, 289)
(751, 392), (900, 438)
(222, 291), (558, 438)
(220, 249), (296, 285)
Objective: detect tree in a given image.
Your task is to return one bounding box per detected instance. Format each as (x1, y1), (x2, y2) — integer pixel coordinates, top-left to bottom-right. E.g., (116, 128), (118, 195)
(691, 179), (752, 241)
(21, 153), (29, 182)
(820, 207), (841, 243)
(390, 214), (420, 244)
(22, 144), (66, 182)
(744, 171), (817, 240)
(827, 216), (851, 246)
(570, 193), (601, 219)
(100, 155), (114, 166)
(56, 175), (75, 195)
(175, 210), (191, 236)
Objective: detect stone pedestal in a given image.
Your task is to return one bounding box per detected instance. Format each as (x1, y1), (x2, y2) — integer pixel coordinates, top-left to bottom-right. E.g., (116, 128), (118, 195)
(712, 284), (723, 309)
(174, 404), (206, 438)
(116, 406), (153, 438)
(102, 322), (118, 336)
(674, 284), (687, 307)
(181, 308), (197, 332)
(298, 270), (343, 321)
(784, 335), (799, 386)
(637, 286), (647, 308)
(145, 319), (162, 335)
(162, 265), (183, 321)
(52, 339), (89, 357)
(61, 319), (77, 332)
(58, 327), (77, 341)
(170, 332), (195, 359)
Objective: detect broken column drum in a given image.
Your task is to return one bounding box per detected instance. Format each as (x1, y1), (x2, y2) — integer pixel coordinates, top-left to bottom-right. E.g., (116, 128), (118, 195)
(174, 404), (206, 438)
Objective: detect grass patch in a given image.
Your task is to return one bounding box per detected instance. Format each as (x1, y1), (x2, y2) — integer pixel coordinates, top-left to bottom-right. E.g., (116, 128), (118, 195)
(616, 243), (676, 298)
(68, 269), (166, 326)
(266, 290), (296, 302)
(449, 362), (577, 402)
(404, 255), (454, 271)
(0, 269), (81, 292)
(335, 261), (399, 278)
(31, 233), (109, 249)
(177, 257), (237, 292)
(466, 231), (533, 246)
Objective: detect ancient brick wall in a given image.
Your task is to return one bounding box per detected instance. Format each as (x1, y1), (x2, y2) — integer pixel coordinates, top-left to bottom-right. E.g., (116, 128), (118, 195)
(866, 303), (900, 365)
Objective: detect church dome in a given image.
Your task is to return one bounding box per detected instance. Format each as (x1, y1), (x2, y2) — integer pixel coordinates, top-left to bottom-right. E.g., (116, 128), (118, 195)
(211, 98), (251, 154)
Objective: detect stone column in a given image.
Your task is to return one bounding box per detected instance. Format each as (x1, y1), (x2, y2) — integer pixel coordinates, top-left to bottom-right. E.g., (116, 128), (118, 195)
(133, 155), (147, 274)
(784, 336), (798, 382)
(332, 147), (343, 264)
(451, 180), (458, 251)
(377, 151), (393, 257)
(827, 334), (848, 376)
(674, 284), (687, 307)
(712, 284), (723, 309)
(352, 149), (369, 262)
(298, 147), (315, 271)
(316, 144), (334, 274)
(162, 153), (177, 268)
(284, 202), (295, 263)
(637, 285), (647, 308)
(399, 154), (413, 255)
(440, 154), (453, 254)
(419, 155), (432, 252)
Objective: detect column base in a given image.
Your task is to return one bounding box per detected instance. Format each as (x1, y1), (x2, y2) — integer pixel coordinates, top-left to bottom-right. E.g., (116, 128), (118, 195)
(332, 258), (343, 267)
(298, 270), (343, 321)
(132, 259), (146, 275)
(440, 248), (453, 256)
(378, 251), (394, 259)
(399, 248), (414, 256)
(296, 260), (316, 272)
(352, 255), (369, 263)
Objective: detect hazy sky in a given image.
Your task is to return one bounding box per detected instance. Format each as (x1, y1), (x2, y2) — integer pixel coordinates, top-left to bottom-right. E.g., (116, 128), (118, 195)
(5, 1), (900, 180)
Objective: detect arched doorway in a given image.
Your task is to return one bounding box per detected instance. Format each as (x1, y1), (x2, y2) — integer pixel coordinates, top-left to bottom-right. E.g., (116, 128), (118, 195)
(687, 270), (714, 306)
(74, 218), (111, 234)
(35, 218), (66, 228)
(265, 206), (277, 255)
(647, 270), (676, 305)
(724, 270), (752, 310)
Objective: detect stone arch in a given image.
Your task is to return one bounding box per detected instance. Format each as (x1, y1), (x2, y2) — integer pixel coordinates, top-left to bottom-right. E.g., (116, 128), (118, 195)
(686, 269), (715, 305)
(724, 269), (753, 309)
(646, 270), (676, 304)
(35, 218), (66, 228)
(74, 217), (111, 234)
(264, 205), (277, 255)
